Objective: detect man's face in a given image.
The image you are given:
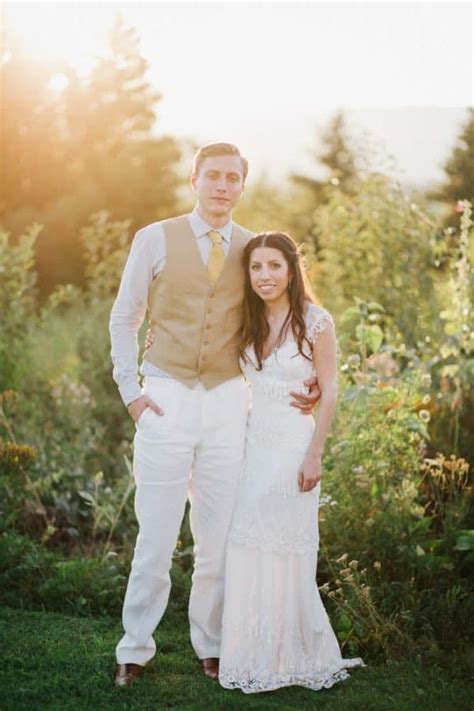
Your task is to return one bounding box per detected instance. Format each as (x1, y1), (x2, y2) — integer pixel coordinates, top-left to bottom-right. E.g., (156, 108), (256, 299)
(191, 154), (245, 221)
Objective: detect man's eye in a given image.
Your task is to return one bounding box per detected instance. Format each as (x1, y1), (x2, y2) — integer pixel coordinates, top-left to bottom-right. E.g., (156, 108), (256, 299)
(251, 264), (260, 270)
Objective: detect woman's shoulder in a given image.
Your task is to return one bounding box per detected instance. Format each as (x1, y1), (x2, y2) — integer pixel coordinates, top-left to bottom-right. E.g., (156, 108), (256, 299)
(304, 302), (335, 342)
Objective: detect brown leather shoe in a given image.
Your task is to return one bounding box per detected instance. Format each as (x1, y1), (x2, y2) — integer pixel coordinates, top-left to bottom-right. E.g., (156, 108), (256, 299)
(200, 657), (219, 680)
(113, 663), (144, 687)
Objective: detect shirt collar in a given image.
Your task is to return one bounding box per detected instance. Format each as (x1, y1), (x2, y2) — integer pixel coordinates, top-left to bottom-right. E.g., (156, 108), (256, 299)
(189, 206), (232, 242)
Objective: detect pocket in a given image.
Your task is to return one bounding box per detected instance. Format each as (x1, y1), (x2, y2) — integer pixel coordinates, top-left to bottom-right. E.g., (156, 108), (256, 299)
(136, 406), (153, 427)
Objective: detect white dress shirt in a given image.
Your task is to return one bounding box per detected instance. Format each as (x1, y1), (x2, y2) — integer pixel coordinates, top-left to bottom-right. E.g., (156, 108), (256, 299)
(109, 208), (234, 406)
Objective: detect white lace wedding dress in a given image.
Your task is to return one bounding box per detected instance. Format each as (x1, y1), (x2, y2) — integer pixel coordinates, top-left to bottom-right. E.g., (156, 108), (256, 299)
(219, 304), (365, 693)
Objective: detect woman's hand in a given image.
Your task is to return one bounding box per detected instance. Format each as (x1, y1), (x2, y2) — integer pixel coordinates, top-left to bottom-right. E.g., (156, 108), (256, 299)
(298, 452), (322, 492)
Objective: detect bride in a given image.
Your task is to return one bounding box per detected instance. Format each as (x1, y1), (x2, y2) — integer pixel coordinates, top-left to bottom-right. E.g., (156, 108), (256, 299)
(218, 231), (365, 693)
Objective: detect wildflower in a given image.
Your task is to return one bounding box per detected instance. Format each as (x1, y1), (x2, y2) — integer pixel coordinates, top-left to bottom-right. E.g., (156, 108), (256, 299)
(340, 568), (352, 577)
(349, 560), (358, 570)
(318, 582), (331, 593)
(336, 553), (348, 564)
(419, 409), (430, 423)
(373, 561), (382, 571)
(347, 354), (361, 368)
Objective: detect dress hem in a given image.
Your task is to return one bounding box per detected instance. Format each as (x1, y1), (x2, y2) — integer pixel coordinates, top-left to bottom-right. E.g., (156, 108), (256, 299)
(219, 658), (366, 694)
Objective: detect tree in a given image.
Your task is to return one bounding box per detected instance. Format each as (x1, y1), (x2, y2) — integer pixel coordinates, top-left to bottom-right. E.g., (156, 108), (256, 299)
(434, 108), (474, 207)
(291, 111), (358, 203)
(0, 16), (182, 293)
(311, 174), (441, 347)
(0, 35), (66, 214)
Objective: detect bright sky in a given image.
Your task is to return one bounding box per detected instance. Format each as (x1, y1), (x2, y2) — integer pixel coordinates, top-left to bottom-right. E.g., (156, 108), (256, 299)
(3, 1), (473, 186)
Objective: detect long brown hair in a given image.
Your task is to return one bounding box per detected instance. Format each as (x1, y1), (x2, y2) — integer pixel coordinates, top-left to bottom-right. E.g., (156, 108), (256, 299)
(240, 231), (316, 370)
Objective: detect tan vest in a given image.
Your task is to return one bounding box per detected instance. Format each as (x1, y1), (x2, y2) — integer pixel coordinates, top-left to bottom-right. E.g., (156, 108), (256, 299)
(144, 215), (252, 389)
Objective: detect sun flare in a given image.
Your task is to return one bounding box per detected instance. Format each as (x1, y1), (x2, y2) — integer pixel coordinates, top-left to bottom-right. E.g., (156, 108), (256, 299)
(3, 2), (111, 71)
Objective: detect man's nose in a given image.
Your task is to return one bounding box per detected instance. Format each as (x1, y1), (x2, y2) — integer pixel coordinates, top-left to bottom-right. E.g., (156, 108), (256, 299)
(216, 176), (227, 191)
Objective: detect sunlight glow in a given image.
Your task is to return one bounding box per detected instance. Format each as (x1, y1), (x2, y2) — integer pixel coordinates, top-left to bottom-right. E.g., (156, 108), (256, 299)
(48, 72), (69, 92)
(3, 1), (471, 185)
(4, 2), (111, 68)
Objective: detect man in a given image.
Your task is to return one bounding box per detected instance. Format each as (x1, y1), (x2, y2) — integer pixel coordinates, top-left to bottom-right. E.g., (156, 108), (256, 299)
(109, 142), (318, 687)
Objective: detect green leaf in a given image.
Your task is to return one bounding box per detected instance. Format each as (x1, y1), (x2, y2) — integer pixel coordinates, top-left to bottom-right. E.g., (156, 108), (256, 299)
(340, 306), (362, 323)
(454, 530), (474, 551)
(444, 322), (460, 336)
(78, 491), (94, 505)
(367, 301), (386, 313)
(356, 323), (384, 353)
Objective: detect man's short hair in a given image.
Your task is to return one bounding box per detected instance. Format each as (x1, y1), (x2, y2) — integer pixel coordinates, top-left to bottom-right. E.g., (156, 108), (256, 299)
(192, 142), (249, 182)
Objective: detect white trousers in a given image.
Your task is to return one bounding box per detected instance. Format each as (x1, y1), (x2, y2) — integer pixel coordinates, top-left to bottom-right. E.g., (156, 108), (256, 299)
(116, 375), (249, 665)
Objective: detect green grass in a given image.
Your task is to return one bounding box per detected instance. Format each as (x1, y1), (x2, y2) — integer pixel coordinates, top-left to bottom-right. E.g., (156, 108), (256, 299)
(0, 606), (472, 711)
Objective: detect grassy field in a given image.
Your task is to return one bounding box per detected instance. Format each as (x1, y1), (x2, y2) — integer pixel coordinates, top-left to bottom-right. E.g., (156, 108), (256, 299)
(0, 606), (472, 711)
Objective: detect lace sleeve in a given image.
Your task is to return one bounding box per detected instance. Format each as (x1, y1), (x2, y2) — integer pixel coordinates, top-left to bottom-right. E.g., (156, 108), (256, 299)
(306, 306), (335, 343)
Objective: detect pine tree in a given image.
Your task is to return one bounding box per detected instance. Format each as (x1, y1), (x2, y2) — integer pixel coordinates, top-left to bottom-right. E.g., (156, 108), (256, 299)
(62, 13), (182, 226)
(0, 15), (182, 292)
(318, 111), (357, 188)
(435, 108), (474, 206)
(291, 111), (357, 202)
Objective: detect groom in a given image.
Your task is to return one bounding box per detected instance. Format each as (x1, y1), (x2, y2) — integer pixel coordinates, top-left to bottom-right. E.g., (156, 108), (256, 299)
(109, 142), (318, 687)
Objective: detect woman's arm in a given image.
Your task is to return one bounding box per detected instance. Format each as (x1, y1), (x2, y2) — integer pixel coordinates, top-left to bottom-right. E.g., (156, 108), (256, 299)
(298, 319), (338, 492)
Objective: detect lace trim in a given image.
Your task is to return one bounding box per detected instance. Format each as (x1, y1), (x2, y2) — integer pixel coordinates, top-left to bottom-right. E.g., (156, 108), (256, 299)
(241, 307), (334, 374)
(228, 525), (319, 554)
(244, 427), (312, 452)
(219, 658), (365, 693)
(249, 376), (312, 401)
(307, 307), (334, 344)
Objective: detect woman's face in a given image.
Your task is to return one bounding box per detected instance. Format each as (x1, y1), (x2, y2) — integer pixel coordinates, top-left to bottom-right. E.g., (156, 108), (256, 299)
(249, 246), (291, 305)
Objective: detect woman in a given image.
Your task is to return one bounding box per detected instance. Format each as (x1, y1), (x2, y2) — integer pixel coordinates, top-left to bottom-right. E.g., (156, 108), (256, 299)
(218, 231), (364, 693)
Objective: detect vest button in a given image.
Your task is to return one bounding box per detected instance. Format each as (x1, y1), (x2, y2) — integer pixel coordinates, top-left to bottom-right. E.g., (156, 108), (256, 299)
(203, 340), (209, 346)
(205, 323), (211, 330)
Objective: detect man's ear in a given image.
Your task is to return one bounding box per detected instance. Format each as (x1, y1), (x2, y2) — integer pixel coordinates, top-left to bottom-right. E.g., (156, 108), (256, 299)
(190, 172), (197, 192)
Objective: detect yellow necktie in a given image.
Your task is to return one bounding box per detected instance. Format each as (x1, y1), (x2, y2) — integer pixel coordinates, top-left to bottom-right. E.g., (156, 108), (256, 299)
(207, 230), (225, 284)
